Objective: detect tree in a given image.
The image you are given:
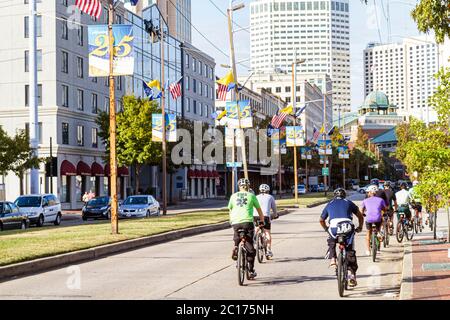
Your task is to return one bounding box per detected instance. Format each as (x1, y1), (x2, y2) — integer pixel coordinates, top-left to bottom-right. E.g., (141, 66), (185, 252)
(411, 0), (450, 44)
(0, 127), (14, 175)
(9, 130), (41, 195)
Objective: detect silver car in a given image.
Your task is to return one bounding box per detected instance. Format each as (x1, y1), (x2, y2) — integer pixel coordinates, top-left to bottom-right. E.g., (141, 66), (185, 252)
(119, 195), (160, 219)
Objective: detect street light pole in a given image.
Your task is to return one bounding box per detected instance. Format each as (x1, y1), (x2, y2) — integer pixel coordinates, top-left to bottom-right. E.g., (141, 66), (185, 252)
(292, 51), (298, 203)
(227, 1), (248, 183)
(323, 93), (328, 197)
(108, 0), (118, 234)
(29, 0), (39, 194)
(160, 18), (168, 215)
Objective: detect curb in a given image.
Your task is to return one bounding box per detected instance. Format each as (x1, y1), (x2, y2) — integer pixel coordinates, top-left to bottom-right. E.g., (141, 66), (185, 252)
(306, 199), (330, 208)
(0, 209), (290, 283)
(400, 241), (413, 300)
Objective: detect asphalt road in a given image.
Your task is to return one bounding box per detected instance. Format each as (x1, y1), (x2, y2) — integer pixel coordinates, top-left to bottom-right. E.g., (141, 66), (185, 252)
(0, 194), (404, 300)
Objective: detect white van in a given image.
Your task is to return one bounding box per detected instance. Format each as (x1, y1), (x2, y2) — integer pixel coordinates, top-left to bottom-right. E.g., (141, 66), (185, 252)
(15, 194), (62, 227)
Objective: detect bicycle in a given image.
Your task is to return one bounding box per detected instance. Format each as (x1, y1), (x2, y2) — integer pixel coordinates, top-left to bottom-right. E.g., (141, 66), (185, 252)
(412, 203), (423, 234)
(335, 224), (359, 298)
(370, 223), (381, 262)
(236, 228), (253, 286)
(255, 226), (268, 263)
(396, 212), (414, 243)
(382, 214), (390, 248)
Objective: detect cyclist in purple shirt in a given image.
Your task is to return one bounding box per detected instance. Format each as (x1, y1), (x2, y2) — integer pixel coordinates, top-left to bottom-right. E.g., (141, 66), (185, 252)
(361, 185), (388, 256)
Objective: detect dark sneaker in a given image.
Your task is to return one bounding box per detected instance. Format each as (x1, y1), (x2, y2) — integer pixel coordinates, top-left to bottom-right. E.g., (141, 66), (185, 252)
(231, 247), (238, 261)
(248, 270), (257, 279)
(348, 273), (357, 287)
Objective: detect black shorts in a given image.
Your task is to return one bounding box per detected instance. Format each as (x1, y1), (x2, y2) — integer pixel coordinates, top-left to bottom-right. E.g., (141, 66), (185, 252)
(412, 203), (423, 213)
(254, 217), (271, 230)
(366, 222), (382, 231)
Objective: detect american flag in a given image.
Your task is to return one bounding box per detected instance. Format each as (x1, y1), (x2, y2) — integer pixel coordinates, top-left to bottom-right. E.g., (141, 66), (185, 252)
(271, 111), (288, 129)
(169, 79), (182, 100)
(217, 84), (228, 101)
(312, 125), (320, 143)
(76, 0), (102, 19)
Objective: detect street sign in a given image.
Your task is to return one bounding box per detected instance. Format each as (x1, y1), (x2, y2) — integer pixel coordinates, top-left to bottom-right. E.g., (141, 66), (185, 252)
(226, 162), (242, 168)
(322, 168), (329, 176)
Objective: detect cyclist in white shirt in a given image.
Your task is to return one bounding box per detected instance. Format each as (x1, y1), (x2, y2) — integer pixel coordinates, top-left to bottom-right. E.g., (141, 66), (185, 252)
(395, 182), (412, 222)
(253, 184), (278, 259)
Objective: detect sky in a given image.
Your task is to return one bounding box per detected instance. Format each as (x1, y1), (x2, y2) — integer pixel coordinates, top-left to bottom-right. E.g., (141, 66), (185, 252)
(190, 0), (423, 111)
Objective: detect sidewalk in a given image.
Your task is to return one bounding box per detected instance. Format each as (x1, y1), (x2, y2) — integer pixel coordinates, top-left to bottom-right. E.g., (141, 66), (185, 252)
(402, 209), (450, 300)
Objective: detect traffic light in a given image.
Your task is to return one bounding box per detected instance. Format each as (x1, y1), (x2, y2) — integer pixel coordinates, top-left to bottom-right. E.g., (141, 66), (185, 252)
(45, 157), (57, 177)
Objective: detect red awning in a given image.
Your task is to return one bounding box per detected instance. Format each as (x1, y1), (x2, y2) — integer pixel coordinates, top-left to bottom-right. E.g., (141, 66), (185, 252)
(188, 169), (195, 178)
(208, 171), (213, 178)
(91, 162), (104, 176)
(194, 170), (201, 178)
(118, 166), (130, 177)
(77, 161), (91, 176)
(203, 170), (208, 178)
(60, 160), (76, 176)
(104, 164), (110, 176)
(214, 171), (220, 178)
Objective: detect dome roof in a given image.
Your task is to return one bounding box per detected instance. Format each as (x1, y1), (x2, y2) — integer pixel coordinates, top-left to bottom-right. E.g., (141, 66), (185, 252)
(362, 91), (389, 109)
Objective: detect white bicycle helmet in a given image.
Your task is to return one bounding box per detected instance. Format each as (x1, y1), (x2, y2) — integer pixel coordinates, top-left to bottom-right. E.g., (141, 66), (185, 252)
(238, 178), (250, 188)
(412, 180), (419, 186)
(367, 185), (379, 193)
(259, 184), (270, 193)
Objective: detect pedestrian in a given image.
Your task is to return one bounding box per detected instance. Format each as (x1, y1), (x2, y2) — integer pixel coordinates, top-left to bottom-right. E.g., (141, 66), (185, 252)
(82, 192), (89, 204)
(88, 190), (95, 200)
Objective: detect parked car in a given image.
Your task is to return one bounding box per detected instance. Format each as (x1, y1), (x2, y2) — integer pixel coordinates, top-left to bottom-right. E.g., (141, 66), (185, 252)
(14, 194), (62, 227)
(309, 185), (319, 193)
(317, 183), (326, 192)
(82, 196), (111, 221)
(292, 184), (307, 196)
(357, 185), (371, 194)
(0, 201), (29, 231)
(119, 195), (160, 219)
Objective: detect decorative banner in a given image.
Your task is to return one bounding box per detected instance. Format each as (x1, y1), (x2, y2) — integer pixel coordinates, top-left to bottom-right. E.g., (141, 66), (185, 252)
(280, 128), (287, 154)
(286, 126), (305, 147)
(300, 147), (312, 160)
(152, 114), (177, 142)
(320, 156), (330, 165)
(318, 139), (332, 155)
(338, 146), (350, 159)
(226, 100), (252, 129)
(88, 25), (134, 77)
(272, 129), (280, 155)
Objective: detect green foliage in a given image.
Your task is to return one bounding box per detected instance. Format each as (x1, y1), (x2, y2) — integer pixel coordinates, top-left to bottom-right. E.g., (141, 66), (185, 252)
(411, 0), (450, 44)
(0, 126), (13, 174)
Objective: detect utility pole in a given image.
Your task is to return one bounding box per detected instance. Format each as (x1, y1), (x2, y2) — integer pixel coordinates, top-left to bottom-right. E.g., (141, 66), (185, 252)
(160, 17), (168, 215)
(29, 0), (39, 194)
(227, 1), (248, 183)
(49, 137), (53, 194)
(323, 93), (328, 197)
(292, 51), (298, 203)
(108, 0), (119, 234)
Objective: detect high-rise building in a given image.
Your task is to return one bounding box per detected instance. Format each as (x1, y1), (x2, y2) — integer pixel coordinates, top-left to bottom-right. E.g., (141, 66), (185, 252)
(249, 0), (351, 114)
(363, 36), (450, 122)
(126, 0), (192, 43)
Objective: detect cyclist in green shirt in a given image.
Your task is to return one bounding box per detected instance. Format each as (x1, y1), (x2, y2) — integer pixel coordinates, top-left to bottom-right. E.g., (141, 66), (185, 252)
(229, 178), (265, 279)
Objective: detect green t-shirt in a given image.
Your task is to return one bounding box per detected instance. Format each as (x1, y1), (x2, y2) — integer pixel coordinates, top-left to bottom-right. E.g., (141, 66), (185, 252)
(228, 191), (261, 225)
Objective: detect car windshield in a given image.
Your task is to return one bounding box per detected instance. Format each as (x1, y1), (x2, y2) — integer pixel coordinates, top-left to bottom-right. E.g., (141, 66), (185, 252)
(87, 197), (109, 206)
(123, 197), (148, 205)
(15, 196), (41, 208)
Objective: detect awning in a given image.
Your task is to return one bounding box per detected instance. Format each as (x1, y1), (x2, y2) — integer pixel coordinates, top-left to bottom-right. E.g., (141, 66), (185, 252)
(91, 162), (104, 176)
(202, 170), (208, 178)
(77, 161), (91, 176)
(60, 160), (76, 176)
(188, 169), (195, 179)
(118, 166), (130, 177)
(104, 164), (110, 176)
(214, 171), (220, 178)
(194, 170), (201, 178)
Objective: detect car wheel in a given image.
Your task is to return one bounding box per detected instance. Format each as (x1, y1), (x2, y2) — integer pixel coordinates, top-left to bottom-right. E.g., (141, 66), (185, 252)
(37, 215), (45, 227)
(54, 213), (62, 226)
(82, 216), (88, 221)
(107, 210), (111, 220)
(21, 221), (27, 230)
(156, 208), (161, 216)
(146, 210), (150, 218)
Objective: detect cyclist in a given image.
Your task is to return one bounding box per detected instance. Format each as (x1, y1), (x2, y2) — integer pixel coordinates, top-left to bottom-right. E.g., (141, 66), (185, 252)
(253, 184), (278, 259)
(320, 188), (364, 287)
(229, 178), (265, 280)
(361, 185), (387, 256)
(409, 181), (423, 228)
(382, 181), (398, 234)
(395, 182), (412, 225)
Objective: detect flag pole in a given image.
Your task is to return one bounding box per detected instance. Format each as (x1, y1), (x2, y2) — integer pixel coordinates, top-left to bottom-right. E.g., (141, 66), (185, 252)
(292, 51), (298, 204)
(108, 0), (119, 234)
(160, 18), (168, 215)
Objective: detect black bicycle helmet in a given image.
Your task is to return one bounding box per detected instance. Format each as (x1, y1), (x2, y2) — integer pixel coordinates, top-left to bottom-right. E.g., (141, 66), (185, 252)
(384, 181), (391, 187)
(334, 188), (346, 199)
(400, 182), (408, 189)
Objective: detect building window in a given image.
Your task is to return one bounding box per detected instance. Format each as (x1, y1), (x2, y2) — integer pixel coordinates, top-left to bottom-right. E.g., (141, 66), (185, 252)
(275, 87), (281, 93)
(77, 89), (84, 110)
(116, 76), (122, 90)
(104, 96), (109, 111)
(25, 84), (42, 106)
(92, 128), (98, 148)
(285, 86), (291, 93)
(185, 54), (190, 68)
(91, 93), (98, 113)
(199, 82), (202, 96)
(193, 100), (197, 114)
(60, 175), (70, 203)
(77, 57), (84, 78)
(185, 76), (190, 90)
(77, 125), (84, 146)
(24, 15), (42, 38)
(61, 0), (68, 7)
(62, 85), (69, 107)
(62, 51), (68, 73)
(186, 98), (190, 112)
(193, 58), (196, 72)
(62, 122), (69, 145)
(25, 50), (42, 72)
(193, 79), (197, 93)
(77, 25), (84, 46)
(61, 18), (68, 40)
(199, 102), (202, 116)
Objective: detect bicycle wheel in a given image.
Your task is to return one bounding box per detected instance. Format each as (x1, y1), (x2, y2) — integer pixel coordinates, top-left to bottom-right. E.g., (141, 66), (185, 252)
(413, 218), (418, 234)
(406, 221), (414, 241)
(337, 251), (345, 297)
(371, 232), (377, 262)
(256, 234), (264, 264)
(237, 244), (246, 286)
(383, 221), (388, 248)
(385, 224), (390, 246)
(396, 222), (404, 243)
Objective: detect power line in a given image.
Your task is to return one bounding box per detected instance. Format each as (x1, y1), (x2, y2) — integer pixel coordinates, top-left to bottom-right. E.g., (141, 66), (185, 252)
(373, 0), (383, 43)
(206, 0), (250, 34)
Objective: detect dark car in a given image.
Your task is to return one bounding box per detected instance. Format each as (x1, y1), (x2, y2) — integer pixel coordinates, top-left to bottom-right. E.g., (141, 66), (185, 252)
(82, 197), (111, 221)
(310, 185), (319, 192)
(0, 201), (30, 231)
